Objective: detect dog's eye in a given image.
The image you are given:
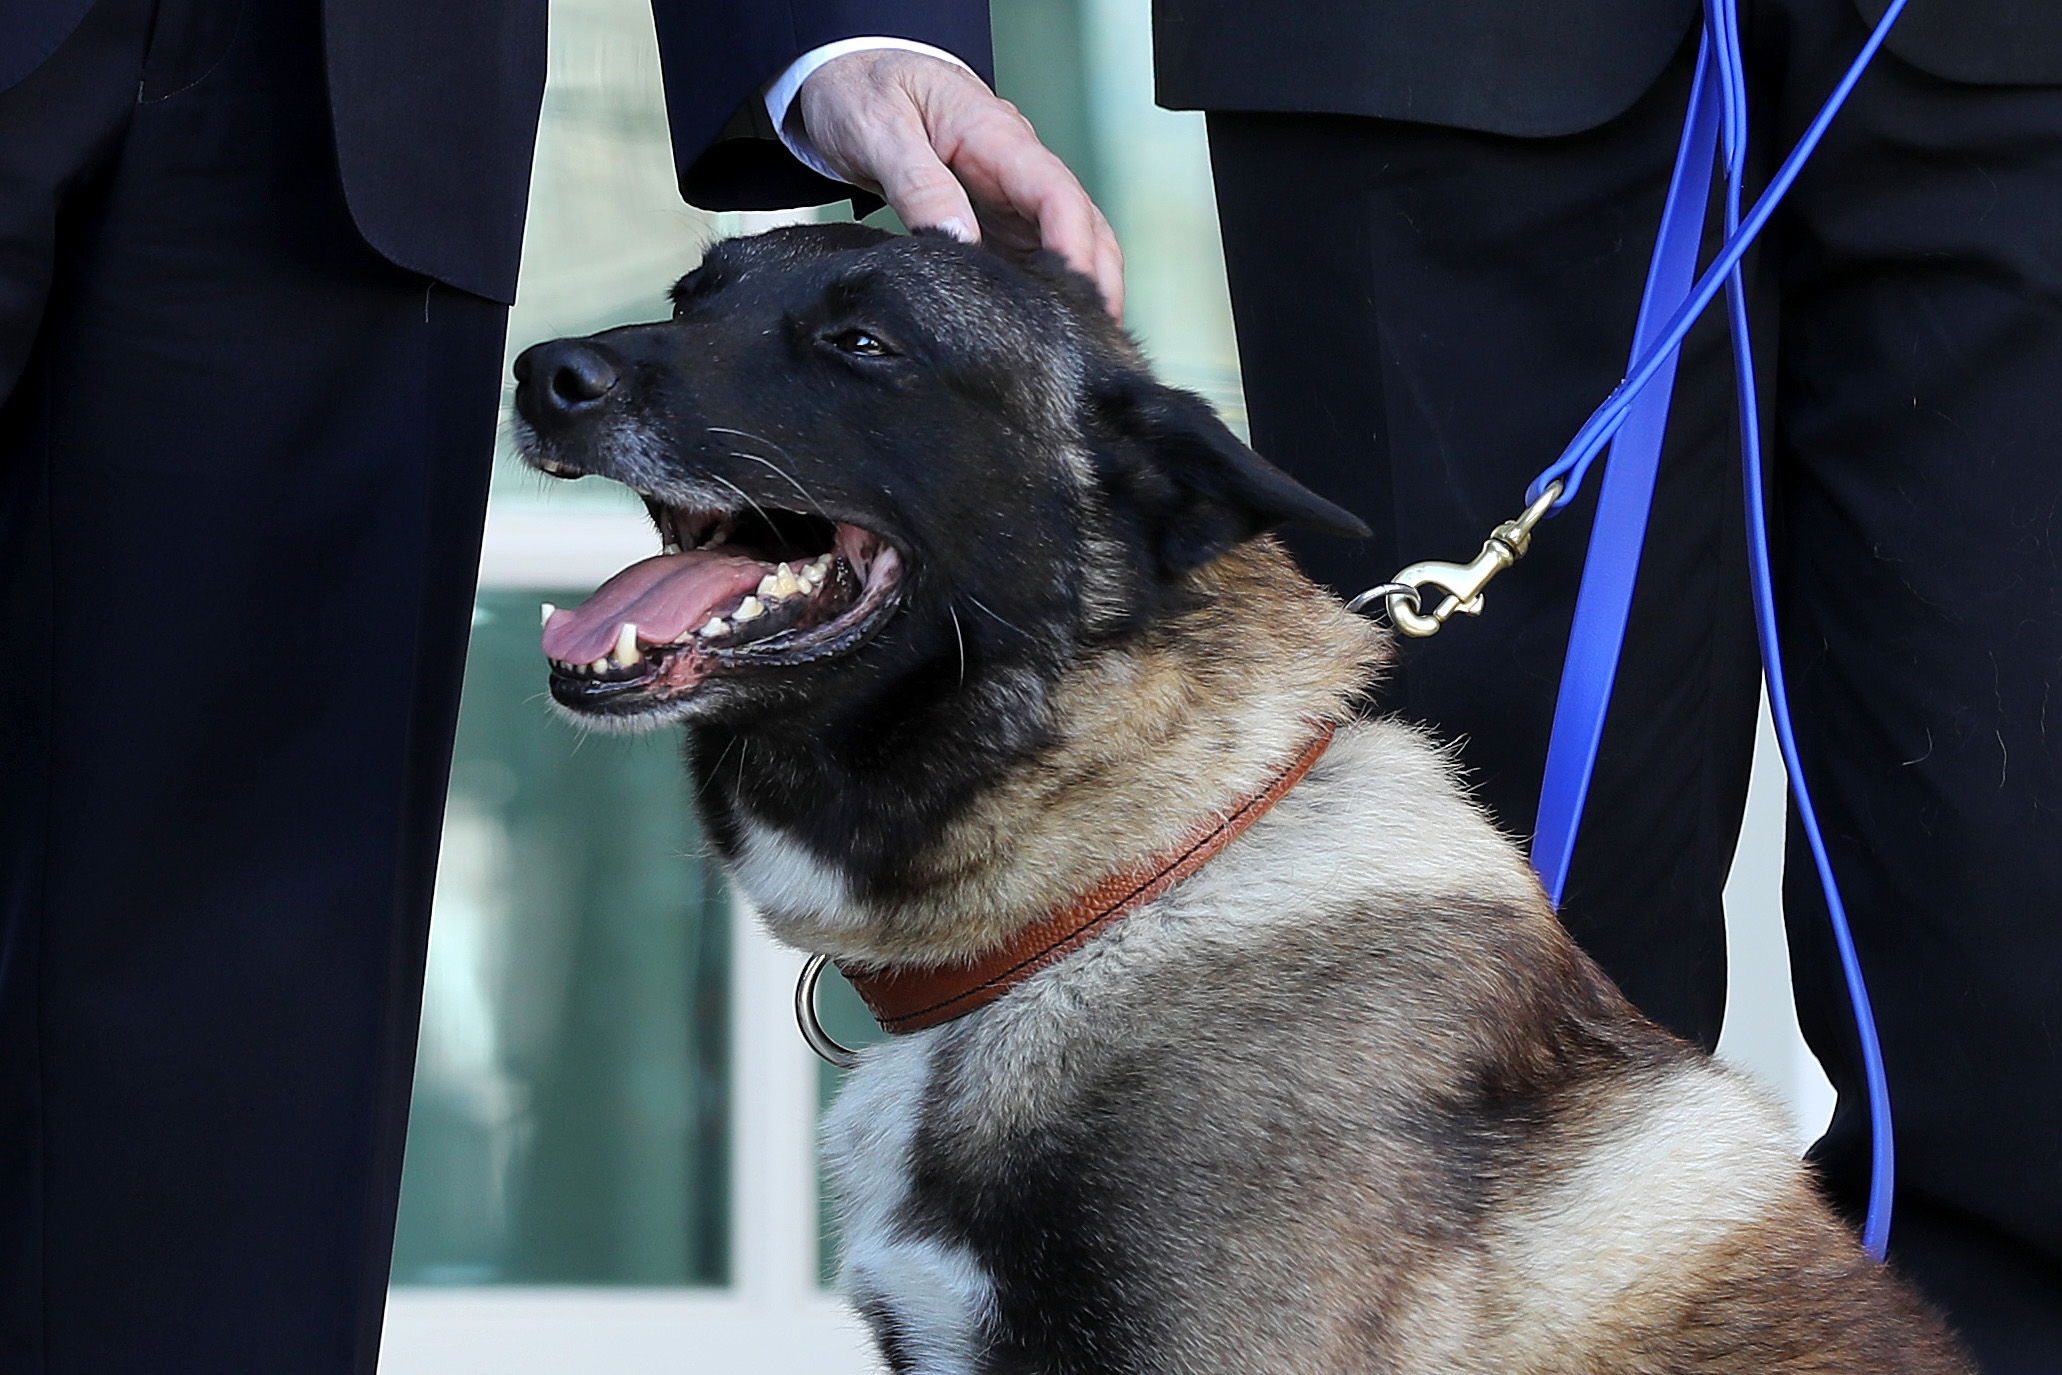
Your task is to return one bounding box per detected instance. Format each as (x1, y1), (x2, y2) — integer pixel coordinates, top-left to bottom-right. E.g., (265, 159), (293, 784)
(826, 328), (896, 359)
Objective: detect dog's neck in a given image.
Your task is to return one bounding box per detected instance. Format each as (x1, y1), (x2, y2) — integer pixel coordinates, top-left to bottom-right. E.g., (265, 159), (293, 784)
(708, 539), (1388, 968)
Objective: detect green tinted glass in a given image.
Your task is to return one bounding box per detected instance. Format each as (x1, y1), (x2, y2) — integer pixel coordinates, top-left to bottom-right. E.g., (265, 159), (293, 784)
(392, 590), (729, 1286)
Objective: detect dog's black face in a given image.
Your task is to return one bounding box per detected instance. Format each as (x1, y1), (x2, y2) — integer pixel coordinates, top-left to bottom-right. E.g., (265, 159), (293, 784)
(513, 224), (1361, 744)
(513, 224), (1369, 894)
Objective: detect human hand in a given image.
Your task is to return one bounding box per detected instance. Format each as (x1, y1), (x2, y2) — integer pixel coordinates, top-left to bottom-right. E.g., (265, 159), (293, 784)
(796, 49), (1125, 319)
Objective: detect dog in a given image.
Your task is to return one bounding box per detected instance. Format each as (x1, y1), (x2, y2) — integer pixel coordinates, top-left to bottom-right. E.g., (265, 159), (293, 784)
(510, 223), (1971, 1374)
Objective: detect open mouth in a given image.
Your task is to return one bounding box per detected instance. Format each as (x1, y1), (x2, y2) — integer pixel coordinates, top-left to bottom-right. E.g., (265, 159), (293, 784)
(542, 495), (903, 712)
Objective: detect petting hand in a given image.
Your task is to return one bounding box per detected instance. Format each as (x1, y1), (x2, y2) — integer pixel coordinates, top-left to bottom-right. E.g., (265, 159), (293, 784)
(796, 49), (1125, 320)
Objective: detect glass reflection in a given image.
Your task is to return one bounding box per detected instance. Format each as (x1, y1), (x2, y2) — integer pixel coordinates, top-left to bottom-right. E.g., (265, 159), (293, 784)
(392, 591), (729, 1286)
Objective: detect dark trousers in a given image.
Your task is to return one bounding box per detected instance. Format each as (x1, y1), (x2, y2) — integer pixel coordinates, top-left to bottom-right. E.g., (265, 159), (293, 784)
(0, 0), (507, 1368)
(1209, 2), (2062, 1369)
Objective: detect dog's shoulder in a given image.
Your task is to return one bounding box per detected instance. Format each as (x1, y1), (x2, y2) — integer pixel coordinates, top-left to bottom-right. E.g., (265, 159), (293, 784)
(825, 713), (1970, 1372)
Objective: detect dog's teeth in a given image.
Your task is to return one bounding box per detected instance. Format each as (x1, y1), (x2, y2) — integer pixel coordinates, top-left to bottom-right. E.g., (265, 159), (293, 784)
(699, 616), (729, 638)
(662, 542), (682, 556)
(801, 556), (828, 585)
(540, 602), (558, 628)
(704, 528), (729, 548)
(614, 622), (641, 666)
(747, 563), (819, 599)
(732, 596), (764, 623)
(589, 655), (610, 673)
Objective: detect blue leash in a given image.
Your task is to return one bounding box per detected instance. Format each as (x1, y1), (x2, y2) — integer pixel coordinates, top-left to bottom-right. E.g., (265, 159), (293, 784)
(1364, 0), (1908, 1261)
(1534, 0), (1906, 1262)
(1528, 39), (1722, 898)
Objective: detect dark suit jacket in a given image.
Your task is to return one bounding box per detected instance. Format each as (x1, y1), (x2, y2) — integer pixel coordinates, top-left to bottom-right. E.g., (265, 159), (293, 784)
(1153, 0), (2062, 138)
(3, 0), (991, 303)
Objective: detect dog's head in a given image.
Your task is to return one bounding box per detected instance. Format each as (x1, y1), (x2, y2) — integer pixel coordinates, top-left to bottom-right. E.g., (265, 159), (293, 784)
(511, 224), (1365, 734)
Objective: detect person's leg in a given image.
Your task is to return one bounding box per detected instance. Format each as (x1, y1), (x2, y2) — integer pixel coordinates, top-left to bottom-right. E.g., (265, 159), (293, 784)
(0, 0), (169, 1361)
(1758, 1), (2062, 1364)
(0, 0), (156, 404)
(1207, 54), (1762, 1048)
(0, 0), (506, 1368)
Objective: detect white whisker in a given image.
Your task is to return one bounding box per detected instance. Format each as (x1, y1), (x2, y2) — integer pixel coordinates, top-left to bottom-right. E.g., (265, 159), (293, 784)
(701, 471), (776, 530)
(965, 595), (1028, 639)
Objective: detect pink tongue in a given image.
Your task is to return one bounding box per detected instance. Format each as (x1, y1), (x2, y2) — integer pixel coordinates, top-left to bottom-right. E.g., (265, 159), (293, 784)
(542, 550), (767, 664)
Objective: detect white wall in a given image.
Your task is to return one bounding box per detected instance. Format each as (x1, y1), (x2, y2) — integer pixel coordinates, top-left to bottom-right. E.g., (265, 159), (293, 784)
(1718, 698), (1837, 1146)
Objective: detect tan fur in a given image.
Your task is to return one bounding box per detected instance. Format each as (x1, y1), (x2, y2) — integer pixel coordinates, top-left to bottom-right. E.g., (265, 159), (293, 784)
(760, 537), (1388, 965)
(806, 542), (1972, 1375)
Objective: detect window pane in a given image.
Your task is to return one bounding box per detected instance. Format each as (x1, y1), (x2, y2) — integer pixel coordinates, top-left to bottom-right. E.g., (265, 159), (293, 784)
(392, 589), (729, 1286)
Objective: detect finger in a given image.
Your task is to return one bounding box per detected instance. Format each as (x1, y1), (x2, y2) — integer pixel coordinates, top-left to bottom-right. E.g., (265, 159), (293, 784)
(1090, 212), (1125, 321)
(866, 114), (984, 244)
(955, 129), (1125, 317)
(1063, 198), (1125, 320)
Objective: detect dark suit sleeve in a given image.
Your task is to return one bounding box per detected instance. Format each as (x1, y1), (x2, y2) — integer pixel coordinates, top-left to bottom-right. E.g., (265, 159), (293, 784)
(652, 0), (994, 212)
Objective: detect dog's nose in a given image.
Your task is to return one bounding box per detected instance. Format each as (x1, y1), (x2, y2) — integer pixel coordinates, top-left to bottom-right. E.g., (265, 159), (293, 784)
(514, 340), (621, 423)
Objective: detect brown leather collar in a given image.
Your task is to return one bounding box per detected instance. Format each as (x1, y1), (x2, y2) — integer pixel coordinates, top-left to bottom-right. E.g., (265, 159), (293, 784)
(840, 722), (1337, 1034)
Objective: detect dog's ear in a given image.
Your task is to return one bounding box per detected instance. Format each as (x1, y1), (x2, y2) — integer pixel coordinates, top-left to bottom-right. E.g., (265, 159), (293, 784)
(1091, 369), (1370, 576)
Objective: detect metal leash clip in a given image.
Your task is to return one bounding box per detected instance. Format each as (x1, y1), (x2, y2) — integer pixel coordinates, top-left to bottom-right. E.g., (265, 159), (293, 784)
(1347, 480), (1563, 637)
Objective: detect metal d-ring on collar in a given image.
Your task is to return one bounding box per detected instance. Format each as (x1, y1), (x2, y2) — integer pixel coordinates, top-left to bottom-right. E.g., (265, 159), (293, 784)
(797, 954), (863, 1070)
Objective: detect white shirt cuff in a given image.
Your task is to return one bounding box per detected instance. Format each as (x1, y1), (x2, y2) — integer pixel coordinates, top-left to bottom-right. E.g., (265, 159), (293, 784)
(763, 38), (980, 184)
